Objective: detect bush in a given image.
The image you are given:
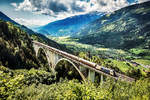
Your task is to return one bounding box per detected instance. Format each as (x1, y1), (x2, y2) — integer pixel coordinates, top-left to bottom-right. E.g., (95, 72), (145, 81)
(0, 67), (56, 100)
(8, 78), (150, 100)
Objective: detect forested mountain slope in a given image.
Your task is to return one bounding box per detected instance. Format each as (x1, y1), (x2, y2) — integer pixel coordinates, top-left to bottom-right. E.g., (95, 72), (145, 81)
(0, 20), (39, 69)
(78, 1), (150, 49)
(0, 20), (71, 69)
(0, 11), (69, 52)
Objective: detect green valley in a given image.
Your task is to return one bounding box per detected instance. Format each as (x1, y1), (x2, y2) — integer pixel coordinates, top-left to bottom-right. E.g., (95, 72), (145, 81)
(0, 0), (150, 100)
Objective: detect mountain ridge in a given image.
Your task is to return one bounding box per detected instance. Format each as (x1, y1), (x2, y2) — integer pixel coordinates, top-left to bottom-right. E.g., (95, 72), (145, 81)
(77, 1), (150, 49)
(0, 11), (69, 52)
(0, 11), (36, 34)
(0, 11), (18, 25)
(33, 11), (104, 37)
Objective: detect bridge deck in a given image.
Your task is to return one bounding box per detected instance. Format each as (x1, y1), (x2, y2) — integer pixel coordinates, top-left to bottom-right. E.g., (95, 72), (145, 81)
(33, 41), (135, 82)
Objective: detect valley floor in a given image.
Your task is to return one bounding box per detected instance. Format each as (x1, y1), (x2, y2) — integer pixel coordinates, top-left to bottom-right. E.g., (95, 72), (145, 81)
(47, 36), (150, 78)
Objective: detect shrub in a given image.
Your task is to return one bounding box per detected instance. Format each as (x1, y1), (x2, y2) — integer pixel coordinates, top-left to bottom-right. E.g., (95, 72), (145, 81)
(9, 78), (150, 100)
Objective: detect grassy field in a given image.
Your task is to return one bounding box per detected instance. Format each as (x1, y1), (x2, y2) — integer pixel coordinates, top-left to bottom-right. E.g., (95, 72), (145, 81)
(47, 36), (133, 58)
(133, 59), (150, 66)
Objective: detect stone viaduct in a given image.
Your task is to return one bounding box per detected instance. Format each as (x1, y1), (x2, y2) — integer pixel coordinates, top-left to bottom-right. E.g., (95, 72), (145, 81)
(33, 41), (135, 82)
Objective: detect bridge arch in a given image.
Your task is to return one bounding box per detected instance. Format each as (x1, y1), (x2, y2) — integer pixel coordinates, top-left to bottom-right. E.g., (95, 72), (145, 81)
(36, 47), (51, 71)
(54, 58), (86, 81)
(36, 47), (46, 57)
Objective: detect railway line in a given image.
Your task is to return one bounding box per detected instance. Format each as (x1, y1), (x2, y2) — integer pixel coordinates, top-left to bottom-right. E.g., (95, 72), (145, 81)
(33, 41), (135, 82)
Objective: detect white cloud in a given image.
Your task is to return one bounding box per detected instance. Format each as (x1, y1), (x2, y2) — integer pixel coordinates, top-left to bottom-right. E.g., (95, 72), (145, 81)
(91, 0), (129, 12)
(138, 0), (150, 3)
(11, 3), (17, 8)
(11, 0), (37, 11)
(11, 0), (130, 17)
(11, 0), (149, 27)
(14, 18), (52, 27)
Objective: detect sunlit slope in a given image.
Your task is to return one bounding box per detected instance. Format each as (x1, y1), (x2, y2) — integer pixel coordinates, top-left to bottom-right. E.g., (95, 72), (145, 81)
(78, 1), (150, 49)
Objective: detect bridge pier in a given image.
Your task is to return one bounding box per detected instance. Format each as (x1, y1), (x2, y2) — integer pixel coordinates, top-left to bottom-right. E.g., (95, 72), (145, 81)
(79, 66), (88, 79)
(33, 43), (41, 57)
(88, 70), (95, 82)
(44, 50), (53, 69)
(54, 53), (60, 67)
(79, 66), (86, 72)
(100, 74), (104, 85)
(44, 50), (61, 68)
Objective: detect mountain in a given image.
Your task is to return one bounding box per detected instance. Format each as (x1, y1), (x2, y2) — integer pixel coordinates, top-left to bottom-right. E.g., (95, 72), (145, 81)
(0, 11), (68, 51)
(78, 1), (150, 50)
(0, 11), (18, 25)
(0, 11), (71, 69)
(0, 20), (69, 69)
(0, 11), (35, 34)
(0, 20), (40, 69)
(33, 12), (104, 37)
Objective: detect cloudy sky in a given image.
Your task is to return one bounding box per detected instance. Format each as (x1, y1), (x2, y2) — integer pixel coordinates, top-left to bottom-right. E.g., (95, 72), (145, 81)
(0, 0), (149, 27)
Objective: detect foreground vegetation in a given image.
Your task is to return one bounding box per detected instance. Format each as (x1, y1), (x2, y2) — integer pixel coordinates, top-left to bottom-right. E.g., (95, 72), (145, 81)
(0, 65), (150, 100)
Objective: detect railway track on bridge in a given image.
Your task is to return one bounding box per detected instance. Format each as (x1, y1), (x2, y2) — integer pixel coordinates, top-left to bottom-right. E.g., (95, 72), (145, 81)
(33, 41), (135, 83)
(115, 72), (135, 82)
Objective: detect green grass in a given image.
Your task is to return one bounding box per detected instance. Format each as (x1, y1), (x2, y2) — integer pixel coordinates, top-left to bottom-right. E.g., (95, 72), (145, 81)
(133, 59), (150, 65)
(111, 60), (133, 73)
(47, 36), (133, 59)
(103, 59), (148, 77)
(129, 49), (149, 55)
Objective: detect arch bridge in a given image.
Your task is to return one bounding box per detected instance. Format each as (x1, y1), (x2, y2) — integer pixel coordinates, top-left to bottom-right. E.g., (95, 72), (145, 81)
(32, 41), (135, 82)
